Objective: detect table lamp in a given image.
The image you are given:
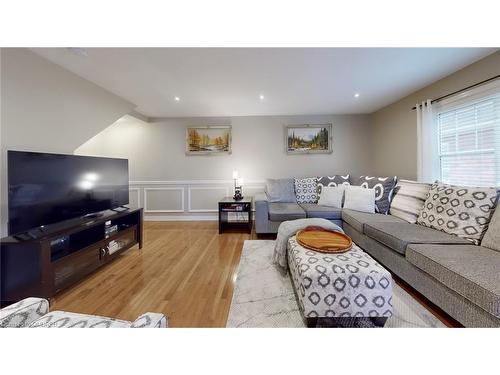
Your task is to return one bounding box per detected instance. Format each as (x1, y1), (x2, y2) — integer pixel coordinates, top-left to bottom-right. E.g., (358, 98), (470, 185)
(232, 170), (243, 200)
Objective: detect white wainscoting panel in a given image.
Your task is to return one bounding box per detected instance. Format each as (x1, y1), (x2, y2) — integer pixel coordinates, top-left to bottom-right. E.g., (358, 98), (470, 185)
(144, 187), (185, 213)
(128, 188), (141, 209)
(130, 180), (265, 221)
(188, 186), (229, 212)
(143, 214), (219, 221)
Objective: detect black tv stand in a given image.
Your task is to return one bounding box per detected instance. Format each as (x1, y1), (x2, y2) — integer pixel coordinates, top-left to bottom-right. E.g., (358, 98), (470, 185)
(84, 212), (104, 219)
(0, 208), (143, 305)
(111, 206), (130, 213)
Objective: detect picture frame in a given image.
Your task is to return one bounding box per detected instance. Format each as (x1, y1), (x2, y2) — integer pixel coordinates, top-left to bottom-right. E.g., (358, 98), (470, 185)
(285, 124), (333, 154)
(186, 125), (232, 155)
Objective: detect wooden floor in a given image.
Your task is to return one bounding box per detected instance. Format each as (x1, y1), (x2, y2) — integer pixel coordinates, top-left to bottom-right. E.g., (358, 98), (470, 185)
(51, 222), (252, 327)
(51, 221), (458, 327)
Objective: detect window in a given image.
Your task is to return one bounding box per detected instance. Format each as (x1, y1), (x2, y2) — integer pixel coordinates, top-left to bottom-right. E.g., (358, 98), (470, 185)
(437, 94), (500, 187)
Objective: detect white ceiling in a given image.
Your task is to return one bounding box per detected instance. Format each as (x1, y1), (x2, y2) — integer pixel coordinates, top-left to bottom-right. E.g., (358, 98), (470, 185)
(32, 48), (497, 118)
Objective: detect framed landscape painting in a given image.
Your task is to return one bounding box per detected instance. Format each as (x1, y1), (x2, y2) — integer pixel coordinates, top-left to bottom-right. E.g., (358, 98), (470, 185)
(186, 126), (232, 155)
(286, 124), (332, 154)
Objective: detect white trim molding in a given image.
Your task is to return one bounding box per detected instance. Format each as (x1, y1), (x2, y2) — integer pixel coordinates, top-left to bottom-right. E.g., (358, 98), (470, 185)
(131, 179), (266, 185)
(128, 187), (141, 208)
(144, 214), (218, 222)
(144, 187), (185, 213)
(130, 180), (265, 220)
(188, 186), (230, 212)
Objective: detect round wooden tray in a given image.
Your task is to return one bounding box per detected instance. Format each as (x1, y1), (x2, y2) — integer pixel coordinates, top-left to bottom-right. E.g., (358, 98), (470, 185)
(296, 226), (353, 254)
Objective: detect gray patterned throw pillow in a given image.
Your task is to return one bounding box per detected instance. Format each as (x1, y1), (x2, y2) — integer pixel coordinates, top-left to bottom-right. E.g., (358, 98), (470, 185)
(317, 175), (350, 195)
(416, 182), (498, 245)
(294, 177), (318, 204)
(352, 176), (397, 214)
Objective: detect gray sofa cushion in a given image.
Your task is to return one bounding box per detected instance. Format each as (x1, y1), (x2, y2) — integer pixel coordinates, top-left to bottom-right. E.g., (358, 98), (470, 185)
(342, 209), (406, 233)
(364, 222), (470, 255)
(268, 202), (306, 221)
(406, 244), (500, 318)
(265, 178), (296, 203)
(298, 203), (342, 219)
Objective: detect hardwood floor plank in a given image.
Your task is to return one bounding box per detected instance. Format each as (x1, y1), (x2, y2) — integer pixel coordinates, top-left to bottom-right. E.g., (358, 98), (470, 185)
(50, 221), (458, 327)
(51, 221), (249, 327)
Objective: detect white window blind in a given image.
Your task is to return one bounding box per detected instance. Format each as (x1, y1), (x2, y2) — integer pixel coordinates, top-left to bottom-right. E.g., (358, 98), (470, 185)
(438, 94), (500, 187)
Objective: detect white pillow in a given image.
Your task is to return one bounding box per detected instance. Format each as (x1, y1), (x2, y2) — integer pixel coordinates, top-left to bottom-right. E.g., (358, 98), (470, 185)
(317, 186), (345, 208)
(344, 186), (376, 213)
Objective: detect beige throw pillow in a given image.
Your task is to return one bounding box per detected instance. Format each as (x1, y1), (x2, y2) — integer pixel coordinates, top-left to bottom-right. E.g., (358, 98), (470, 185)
(344, 186), (375, 213)
(317, 186), (345, 208)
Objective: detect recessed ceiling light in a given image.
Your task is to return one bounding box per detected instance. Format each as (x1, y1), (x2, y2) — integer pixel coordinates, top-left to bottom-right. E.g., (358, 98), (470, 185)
(354, 93), (360, 98)
(174, 96), (180, 102)
(259, 94), (265, 100)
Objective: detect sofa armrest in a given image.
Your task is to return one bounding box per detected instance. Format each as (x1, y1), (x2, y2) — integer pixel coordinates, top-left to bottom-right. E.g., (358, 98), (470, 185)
(130, 312), (168, 328)
(254, 192), (269, 204)
(254, 192), (271, 234)
(0, 297), (49, 328)
(255, 193), (269, 214)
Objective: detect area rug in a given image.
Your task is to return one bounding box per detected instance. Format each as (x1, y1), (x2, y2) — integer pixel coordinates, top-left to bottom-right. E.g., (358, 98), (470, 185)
(226, 240), (446, 328)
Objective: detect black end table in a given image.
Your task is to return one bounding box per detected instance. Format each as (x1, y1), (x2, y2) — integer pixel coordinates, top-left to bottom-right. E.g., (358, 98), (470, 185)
(218, 197), (253, 234)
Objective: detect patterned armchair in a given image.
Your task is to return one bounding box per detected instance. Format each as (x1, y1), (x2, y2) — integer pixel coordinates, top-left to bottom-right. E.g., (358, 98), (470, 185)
(0, 298), (168, 328)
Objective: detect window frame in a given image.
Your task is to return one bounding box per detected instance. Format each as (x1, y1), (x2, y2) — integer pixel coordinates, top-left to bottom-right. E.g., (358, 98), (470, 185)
(434, 80), (500, 187)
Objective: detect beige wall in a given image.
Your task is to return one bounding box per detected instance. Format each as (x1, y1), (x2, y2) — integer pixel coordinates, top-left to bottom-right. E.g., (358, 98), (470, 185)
(3, 48), (499, 226)
(0, 48), (135, 235)
(77, 114), (372, 180)
(370, 51), (500, 180)
(76, 114), (372, 219)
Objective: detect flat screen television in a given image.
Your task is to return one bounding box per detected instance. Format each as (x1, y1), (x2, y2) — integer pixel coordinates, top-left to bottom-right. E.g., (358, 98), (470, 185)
(8, 150), (129, 235)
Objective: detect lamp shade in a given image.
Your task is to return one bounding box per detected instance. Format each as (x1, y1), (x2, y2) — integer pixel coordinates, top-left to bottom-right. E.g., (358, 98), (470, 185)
(232, 170), (239, 179)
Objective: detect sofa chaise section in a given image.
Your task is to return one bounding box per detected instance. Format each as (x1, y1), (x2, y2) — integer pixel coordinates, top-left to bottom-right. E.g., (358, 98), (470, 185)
(406, 244), (500, 319)
(364, 222), (471, 255)
(343, 222), (500, 327)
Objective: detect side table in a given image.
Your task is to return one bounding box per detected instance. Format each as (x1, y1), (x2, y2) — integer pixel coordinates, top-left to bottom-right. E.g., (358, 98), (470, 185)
(218, 197), (253, 234)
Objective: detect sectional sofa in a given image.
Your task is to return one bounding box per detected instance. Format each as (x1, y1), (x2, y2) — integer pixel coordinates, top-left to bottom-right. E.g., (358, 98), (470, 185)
(255, 176), (500, 327)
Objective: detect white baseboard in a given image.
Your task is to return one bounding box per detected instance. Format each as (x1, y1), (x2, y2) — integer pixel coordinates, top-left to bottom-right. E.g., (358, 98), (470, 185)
(144, 215), (218, 221)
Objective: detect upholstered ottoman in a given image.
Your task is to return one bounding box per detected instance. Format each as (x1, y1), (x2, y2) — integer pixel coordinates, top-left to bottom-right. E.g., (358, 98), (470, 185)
(287, 236), (393, 327)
